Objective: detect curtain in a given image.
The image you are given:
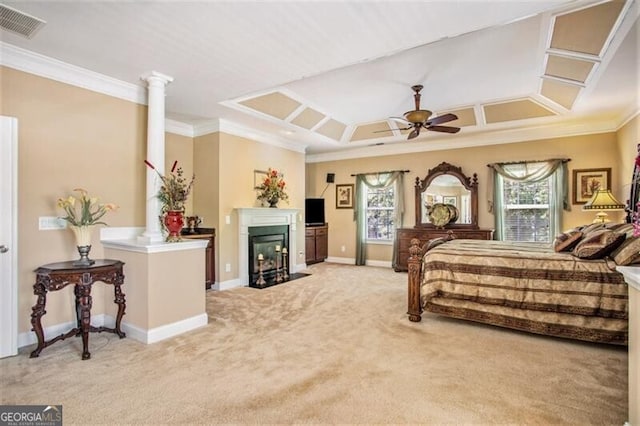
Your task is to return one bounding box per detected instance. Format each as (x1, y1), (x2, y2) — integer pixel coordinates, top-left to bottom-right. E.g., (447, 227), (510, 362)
(354, 171), (404, 266)
(488, 159), (569, 240)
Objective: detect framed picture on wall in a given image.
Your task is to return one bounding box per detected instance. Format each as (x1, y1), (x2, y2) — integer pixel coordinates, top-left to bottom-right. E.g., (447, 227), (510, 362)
(253, 170), (267, 189)
(443, 196), (457, 206)
(336, 184), (354, 209)
(572, 168), (611, 204)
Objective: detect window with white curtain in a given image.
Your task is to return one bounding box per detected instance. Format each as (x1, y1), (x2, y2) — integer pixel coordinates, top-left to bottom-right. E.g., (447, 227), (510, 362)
(365, 185), (396, 241)
(499, 175), (553, 242)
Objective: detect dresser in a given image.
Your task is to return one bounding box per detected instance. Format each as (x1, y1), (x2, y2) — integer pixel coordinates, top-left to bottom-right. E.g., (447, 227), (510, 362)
(394, 227), (493, 272)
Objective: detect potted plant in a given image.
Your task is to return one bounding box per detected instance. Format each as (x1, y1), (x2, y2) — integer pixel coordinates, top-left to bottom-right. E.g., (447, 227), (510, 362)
(144, 160), (195, 242)
(57, 188), (118, 266)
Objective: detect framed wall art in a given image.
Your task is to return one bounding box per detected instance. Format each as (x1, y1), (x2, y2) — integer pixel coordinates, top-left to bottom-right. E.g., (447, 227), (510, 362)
(336, 184), (354, 209)
(443, 196), (457, 206)
(253, 170), (267, 189)
(572, 168), (611, 204)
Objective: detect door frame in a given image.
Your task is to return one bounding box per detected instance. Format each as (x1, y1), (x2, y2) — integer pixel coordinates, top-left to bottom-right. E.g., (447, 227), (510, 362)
(1, 116), (18, 358)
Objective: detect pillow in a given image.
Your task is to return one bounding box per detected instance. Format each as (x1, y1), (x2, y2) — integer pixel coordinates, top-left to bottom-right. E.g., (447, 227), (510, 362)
(606, 223), (636, 239)
(424, 237), (449, 252)
(553, 230), (583, 252)
(572, 230), (625, 260)
(611, 236), (640, 265)
(578, 222), (606, 236)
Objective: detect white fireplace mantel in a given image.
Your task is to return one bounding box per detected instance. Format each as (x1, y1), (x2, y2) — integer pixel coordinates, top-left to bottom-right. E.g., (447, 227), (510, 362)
(236, 208), (301, 287)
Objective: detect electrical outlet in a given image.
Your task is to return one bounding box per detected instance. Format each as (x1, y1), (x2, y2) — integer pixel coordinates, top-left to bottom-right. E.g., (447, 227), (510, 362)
(341, 245), (346, 252)
(225, 215), (231, 225)
(225, 263), (231, 272)
(39, 216), (67, 230)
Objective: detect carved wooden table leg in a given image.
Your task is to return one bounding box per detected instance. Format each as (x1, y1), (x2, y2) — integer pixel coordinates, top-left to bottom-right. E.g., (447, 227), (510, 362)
(78, 273), (93, 360)
(113, 281), (127, 338)
(29, 279), (48, 358)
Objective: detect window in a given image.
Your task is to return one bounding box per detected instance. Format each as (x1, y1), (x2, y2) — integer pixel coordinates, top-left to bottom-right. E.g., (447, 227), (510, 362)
(365, 185), (396, 241)
(500, 176), (553, 242)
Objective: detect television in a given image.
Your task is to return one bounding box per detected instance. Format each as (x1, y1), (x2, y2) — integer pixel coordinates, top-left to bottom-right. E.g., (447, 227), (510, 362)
(305, 198), (325, 226)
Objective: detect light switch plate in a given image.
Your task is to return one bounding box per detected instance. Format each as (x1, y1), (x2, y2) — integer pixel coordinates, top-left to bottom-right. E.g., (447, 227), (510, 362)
(39, 216), (67, 230)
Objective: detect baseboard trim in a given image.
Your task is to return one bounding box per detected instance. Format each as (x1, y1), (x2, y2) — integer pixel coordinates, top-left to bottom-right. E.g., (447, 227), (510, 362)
(18, 313), (208, 348)
(125, 313), (208, 344)
(325, 257), (391, 268)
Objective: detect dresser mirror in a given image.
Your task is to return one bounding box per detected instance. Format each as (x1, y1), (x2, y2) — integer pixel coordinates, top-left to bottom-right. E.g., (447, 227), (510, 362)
(414, 162), (479, 229)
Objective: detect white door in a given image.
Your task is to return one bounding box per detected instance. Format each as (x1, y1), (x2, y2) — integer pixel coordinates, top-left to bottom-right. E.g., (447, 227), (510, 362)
(0, 116), (18, 358)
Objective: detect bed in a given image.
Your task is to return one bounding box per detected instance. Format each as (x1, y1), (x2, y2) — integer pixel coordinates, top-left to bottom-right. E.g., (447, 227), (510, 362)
(406, 227), (635, 345)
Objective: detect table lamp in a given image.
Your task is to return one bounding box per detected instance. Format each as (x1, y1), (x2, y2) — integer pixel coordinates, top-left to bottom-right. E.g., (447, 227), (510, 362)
(582, 189), (626, 223)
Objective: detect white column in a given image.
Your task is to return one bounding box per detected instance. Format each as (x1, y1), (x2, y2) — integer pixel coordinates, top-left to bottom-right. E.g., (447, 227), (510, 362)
(139, 71), (173, 244)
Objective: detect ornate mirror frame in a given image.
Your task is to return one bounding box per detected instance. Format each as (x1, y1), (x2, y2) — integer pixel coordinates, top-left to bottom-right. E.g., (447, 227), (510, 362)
(414, 162), (479, 229)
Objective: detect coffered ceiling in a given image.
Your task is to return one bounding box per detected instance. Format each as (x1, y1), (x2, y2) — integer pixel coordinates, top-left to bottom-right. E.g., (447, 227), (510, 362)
(1, 1), (638, 160)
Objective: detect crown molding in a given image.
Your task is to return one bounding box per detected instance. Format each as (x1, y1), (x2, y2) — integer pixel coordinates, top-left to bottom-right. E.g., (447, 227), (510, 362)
(217, 120), (307, 154)
(305, 115), (621, 163)
(0, 42), (147, 105)
(165, 119), (196, 137)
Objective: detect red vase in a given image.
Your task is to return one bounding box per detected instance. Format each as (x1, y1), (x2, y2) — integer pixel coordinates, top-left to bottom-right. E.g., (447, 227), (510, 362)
(164, 210), (184, 242)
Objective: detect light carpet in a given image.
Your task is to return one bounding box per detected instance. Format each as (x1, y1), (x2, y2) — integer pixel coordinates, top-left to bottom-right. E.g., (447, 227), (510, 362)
(0, 262), (628, 424)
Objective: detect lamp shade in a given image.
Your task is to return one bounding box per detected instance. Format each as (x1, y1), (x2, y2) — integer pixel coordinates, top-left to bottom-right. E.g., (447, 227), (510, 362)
(582, 189), (625, 210)
(582, 189), (625, 223)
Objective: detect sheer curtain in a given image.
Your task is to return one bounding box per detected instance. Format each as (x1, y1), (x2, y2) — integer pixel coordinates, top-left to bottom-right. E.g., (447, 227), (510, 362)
(354, 171), (405, 266)
(488, 159), (569, 240)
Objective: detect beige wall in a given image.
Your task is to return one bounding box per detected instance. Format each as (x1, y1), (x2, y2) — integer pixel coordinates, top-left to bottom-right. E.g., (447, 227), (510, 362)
(166, 132), (195, 215)
(1, 66), (147, 333)
(307, 132), (628, 262)
(3, 65), (308, 335)
(616, 115), (640, 201)
(217, 133), (305, 282)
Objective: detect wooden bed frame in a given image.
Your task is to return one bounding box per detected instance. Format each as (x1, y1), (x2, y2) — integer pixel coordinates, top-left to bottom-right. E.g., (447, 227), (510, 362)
(407, 238), (429, 322)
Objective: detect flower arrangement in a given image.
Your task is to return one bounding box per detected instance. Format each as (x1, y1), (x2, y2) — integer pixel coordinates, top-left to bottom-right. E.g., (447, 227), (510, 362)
(144, 160), (195, 213)
(256, 168), (289, 206)
(57, 188), (118, 227)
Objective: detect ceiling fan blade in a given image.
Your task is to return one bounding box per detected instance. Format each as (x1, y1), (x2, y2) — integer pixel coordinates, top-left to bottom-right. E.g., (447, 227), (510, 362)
(427, 125), (460, 134)
(427, 113), (458, 126)
(372, 127), (412, 134)
(408, 128), (420, 140)
(390, 116), (411, 125)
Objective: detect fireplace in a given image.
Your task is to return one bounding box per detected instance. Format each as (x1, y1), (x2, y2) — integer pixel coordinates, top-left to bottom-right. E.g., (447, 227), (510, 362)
(235, 208), (300, 289)
(248, 225), (289, 287)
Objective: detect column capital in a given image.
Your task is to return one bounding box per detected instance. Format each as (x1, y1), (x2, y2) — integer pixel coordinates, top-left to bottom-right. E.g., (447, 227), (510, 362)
(140, 71), (174, 86)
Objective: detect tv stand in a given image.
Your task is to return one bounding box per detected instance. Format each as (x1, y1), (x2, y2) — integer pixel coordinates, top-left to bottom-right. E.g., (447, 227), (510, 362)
(305, 224), (328, 265)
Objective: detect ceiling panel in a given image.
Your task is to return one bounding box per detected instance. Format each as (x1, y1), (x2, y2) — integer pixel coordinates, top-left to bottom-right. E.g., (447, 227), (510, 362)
(541, 80), (582, 110)
(316, 119), (347, 141)
(350, 121), (393, 141)
(545, 55), (595, 83)
(550, 0), (626, 55)
(484, 99), (555, 124)
(290, 107), (326, 130)
(239, 92), (301, 120)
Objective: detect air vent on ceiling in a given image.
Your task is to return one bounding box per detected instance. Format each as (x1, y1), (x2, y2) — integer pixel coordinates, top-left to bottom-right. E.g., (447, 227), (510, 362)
(0, 4), (46, 39)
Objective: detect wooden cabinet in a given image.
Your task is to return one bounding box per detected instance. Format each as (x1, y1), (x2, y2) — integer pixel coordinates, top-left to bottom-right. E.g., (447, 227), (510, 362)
(394, 227), (493, 272)
(182, 229), (216, 289)
(305, 224), (328, 264)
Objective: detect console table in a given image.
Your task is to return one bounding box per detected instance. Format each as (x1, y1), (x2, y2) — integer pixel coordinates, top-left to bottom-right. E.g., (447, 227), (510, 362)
(30, 259), (127, 360)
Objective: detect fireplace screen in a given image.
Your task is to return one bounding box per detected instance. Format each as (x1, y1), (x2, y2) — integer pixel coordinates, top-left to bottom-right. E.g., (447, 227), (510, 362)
(248, 225), (289, 287)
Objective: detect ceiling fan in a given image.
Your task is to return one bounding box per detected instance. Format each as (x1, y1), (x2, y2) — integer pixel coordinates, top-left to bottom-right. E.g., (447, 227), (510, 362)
(377, 85), (460, 140)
